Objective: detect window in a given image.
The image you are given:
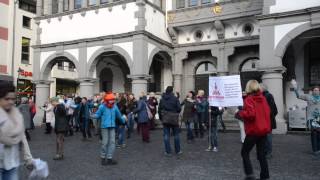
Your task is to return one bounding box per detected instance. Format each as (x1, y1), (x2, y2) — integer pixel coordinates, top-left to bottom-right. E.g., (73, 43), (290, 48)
(57, 62), (64, 70)
(68, 63), (75, 72)
(189, 0), (198, 7)
(74, 0), (82, 9)
(88, 0), (96, 6)
(63, 0), (69, 11)
(196, 62), (216, 75)
(201, 0), (211, 4)
(21, 37), (30, 64)
(100, 0), (109, 3)
(22, 16), (31, 29)
(18, 0), (36, 13)
(176, 0), (185, 9)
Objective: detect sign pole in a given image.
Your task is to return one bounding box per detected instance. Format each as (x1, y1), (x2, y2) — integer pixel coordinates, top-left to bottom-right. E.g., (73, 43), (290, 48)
(207, 107), (212, 150)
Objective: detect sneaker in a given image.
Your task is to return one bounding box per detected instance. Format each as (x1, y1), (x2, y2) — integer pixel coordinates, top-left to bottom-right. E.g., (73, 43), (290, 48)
(107, 159), (117, 165)
(213, 147), (218, 152)
(176, 151), (183, 155)
(164, 152), (172, 157)
(53, 154), (63, 160)
(244, 174), (256, 180)
(121, 144), (126, 148)
(205, 147), (213, 152)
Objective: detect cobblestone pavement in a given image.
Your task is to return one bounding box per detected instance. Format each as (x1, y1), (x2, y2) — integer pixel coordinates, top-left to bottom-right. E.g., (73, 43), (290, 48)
(20, 128), (320, 180)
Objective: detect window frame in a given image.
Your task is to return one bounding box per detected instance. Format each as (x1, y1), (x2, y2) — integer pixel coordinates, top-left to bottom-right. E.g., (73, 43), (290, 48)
(21, 37), (31, 64)
(22, 16), (31, 29)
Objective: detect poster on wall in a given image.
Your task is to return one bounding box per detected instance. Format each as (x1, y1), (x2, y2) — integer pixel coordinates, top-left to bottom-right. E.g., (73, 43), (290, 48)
(208, 75), (243, 107)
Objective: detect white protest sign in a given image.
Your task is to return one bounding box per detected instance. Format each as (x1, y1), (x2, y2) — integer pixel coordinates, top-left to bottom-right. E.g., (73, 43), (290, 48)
(208, 75), (243, 107)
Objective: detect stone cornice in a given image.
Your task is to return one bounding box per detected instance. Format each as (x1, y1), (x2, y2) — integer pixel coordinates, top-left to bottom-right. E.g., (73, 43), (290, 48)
(32, 30), (173, 49)
(257, 6), (320, 20)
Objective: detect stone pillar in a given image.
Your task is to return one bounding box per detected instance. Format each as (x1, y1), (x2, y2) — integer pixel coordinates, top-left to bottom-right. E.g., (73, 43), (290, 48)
(69, 0), (74, 11)
(79, 79), (96, 98)
(211, 46), (234, 76)
(173, 51), (188, 95)
(33, 80), (51, 126)
(185, 0), (188, 8)
(36, 0), (43, 16)
(58, 0), (63, 13)
(129, 75), (150, 97)
(261, 69), (287, 134)
(47, 0), (53, 15)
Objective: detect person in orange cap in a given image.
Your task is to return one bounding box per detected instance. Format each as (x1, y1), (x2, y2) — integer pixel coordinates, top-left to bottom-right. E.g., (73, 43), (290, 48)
(94, 92), (127, 165)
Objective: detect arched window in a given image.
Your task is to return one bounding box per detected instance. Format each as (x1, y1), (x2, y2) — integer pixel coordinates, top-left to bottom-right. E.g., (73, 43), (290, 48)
(196, 62), (216, 75)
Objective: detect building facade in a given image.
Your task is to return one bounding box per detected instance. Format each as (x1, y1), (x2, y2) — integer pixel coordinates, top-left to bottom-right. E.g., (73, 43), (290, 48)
(33, 0), (320, 133)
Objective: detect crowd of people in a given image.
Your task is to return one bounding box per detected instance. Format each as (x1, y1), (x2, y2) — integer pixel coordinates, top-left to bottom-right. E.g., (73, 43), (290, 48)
(0, 78), (319, 180)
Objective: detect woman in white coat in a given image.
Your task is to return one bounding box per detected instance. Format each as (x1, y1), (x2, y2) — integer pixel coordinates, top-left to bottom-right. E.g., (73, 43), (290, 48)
(41, 99), (55, 134)
(0, 81), (33, 180)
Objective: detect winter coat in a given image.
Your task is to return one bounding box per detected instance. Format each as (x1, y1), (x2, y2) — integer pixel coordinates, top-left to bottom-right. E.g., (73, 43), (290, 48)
(295, 90), (320, 129)
(126, 99), (137, 114)
(94, 104), (126, 128)
(18, 103), (32, 130)
(117, 98), (127, 115)
(41, 103), (55, 126)
(147, 97), (158, 115)
(0, 107), (33, 170)
(238, 91), (271, 136)
(54, 104), (68, 133)
(182, 98), (196, 122)
(263, 91), (278, 129)
(133, 96), (149, 123)
(65, 98), (75, 116)
(79, 102), (93, 120)
(195, 96), (209, 113)
(210, 106), (220, 128)
(158, 93), (181, 120)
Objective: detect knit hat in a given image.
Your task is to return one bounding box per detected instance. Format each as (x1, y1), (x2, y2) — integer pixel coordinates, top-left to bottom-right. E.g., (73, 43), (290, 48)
(104, 92), (115, 108)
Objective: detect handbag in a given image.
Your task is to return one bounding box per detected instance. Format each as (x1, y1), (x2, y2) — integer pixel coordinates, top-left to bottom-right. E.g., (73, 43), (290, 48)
(161, 110), (179, 126)
(144, 103), (153, 120)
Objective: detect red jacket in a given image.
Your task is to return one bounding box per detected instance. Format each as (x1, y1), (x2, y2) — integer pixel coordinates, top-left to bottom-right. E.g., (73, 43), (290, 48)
(239, 91), (271, 136)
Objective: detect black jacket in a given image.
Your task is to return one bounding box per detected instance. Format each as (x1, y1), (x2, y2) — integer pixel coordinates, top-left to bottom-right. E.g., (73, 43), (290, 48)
(54, 104), (68, 133)
(158, 93), (181, 120)
(263, 91), (278, 129)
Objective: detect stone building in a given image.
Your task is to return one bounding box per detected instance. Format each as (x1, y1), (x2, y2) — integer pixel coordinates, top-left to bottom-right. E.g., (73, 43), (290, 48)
(33, 0), (320, 133)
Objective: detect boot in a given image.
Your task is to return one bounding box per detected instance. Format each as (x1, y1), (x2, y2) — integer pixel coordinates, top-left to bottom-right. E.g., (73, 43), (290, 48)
(107, 159), (117, 165)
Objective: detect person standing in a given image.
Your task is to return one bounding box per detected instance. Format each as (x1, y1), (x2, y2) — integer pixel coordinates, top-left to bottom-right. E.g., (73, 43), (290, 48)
(181, 91), (196, 143)
(0, 81), (33, 180)
(18, 97), (32, 141)
(133, 92), (150, 143)
(292, 80), (320, 155)
(41, 98), (55, 134)
(29, 98), (36, 129)
(94, 92), (126, 165)
(158, 86), (182, 156)
(260, 84), (278, 159)
(206, 106), (221, 152)
(126, 93), (137, 139)
(235, 80), (271, 180)
(65, 95), (75, 136)
(147, 92), (158, 130)
(195, 90), (209, 138)
(117, 94), (127, 148)
(79, 97), (93, 141)
(52, 97), (68, 160)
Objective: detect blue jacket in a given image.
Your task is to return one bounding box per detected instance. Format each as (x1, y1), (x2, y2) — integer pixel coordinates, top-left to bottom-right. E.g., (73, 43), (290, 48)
(94, 104), (125, 128)
(79, 102), (94, 120)
(133, 96), (149, 123)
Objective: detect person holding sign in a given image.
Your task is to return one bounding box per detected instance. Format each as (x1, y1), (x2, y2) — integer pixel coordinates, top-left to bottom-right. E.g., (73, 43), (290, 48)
(235, 80), (271, 180)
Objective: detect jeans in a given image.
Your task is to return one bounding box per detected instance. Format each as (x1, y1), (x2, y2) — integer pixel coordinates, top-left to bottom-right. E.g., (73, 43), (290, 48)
(163, 125), (180, 154)
(0, 167), (18, 180)
(56, 133), (64, 155)
(185, 121), (194, 140)
(209, 126), (218, 148)
(117, 125), (125, 145)
(101, 128), (116, 159)
(241, 135), (269, 179)
(311, 129), (320, 152)
(195, 113), (205, 137)
(81, 118), (92, 138)
(265, 133), (272, 155)
(127, 113), (135, 137)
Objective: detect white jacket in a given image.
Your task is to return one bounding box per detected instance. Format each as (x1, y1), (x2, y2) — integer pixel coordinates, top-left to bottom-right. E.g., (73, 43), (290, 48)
(41, 103), (55, 127)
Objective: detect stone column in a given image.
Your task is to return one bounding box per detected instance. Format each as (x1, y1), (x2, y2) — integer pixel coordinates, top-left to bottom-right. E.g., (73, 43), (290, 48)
(261, 69), (287, 134)
(69, 0), (74, 11)
(33, 80), (51, 126)
(47, 0), (53, 15)
(211, 46), (234, 76)
(79, 79), (96, 98)
(129, 75), (150, 97)
(58, 0), (63, 13)
(36, 0), (43, 16)
(173, 51), (188, 95)
(185, 0), (188, 8)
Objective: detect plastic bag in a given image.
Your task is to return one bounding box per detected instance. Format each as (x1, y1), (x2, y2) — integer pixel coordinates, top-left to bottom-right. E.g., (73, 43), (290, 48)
(28, 159), (49, 180)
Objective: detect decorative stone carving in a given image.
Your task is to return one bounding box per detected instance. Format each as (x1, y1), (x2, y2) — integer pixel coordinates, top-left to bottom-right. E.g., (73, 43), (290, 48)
(214, 20), (225, 39)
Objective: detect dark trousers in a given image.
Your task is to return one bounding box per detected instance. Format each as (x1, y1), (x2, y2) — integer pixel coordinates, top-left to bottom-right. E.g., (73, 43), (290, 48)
(140, 122), (150, 142)
(195, 113), (205, 137)
(25, 130), (31, 141)
(241, 135), (269, 179)
(81, 118), (92, 138)
(311, 129), (320, 152)
(56, 133), (65, 155)
(45, 123), (52, 134)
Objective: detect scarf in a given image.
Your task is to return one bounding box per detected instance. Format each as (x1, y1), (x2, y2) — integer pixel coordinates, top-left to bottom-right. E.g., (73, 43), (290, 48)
(0, 107), (25, 146)
(312, 95), (320, 104)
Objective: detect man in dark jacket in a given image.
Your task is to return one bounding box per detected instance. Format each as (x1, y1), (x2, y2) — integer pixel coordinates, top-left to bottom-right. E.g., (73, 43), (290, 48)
(260, 83), (278, 159)
(158, 86), (182, 156)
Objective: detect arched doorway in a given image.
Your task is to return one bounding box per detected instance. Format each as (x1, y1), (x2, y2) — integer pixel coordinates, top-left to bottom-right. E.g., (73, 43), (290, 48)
(148, 51), (172, 93)
(195, 61), (217, 95)
(239, 57), (261, 90)
(90, 51), (131, 93)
